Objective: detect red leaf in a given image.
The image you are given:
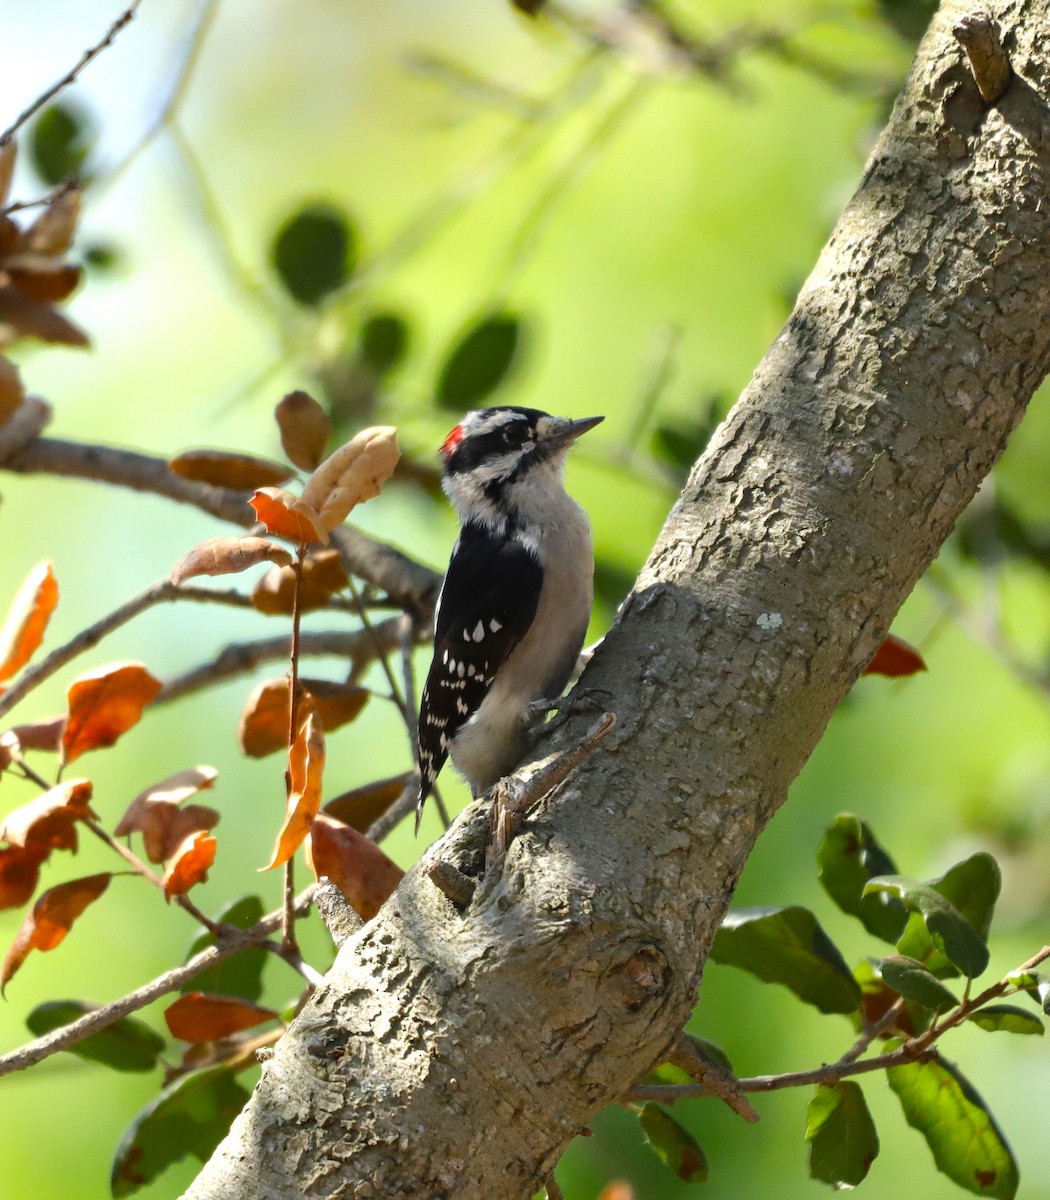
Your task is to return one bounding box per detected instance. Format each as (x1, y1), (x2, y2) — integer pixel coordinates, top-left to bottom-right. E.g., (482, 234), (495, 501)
(863, 634), (927, 679)
(249, 487), (327, 545)
(114, 767), (220, 864)
(164, 991), (279, 1043)
(1, 872), (111, 991)
(0, 844), (48, 910)
(62, 662), (162, 765)
(306, 813), (403, 923)
(162, 831), (217, 898)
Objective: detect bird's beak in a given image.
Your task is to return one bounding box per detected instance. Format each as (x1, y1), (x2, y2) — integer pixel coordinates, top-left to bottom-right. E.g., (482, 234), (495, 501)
(540, 414), (604, 450)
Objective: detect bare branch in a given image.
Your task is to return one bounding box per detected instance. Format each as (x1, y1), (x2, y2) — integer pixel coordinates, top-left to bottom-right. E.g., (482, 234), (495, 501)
(0, 886), (316, 1078)
(0, 1), (145, 149)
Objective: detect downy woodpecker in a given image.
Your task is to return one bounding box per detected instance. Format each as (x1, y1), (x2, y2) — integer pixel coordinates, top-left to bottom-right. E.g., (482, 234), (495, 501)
(416, 406), (603, 829)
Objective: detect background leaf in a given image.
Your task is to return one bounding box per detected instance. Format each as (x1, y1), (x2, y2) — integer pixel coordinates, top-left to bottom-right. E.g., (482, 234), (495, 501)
(271, 203), (355, 306)
(639, 1104), (709, 1184)
(26, 1000), (165, 1072)
(436, 313), (525, 410)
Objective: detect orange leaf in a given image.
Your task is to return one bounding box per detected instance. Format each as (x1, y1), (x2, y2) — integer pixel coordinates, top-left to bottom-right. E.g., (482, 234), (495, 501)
(251, 548), (348, 615)
(61, 661), (162, 765)
(168, 449), (294, 490)
(275, 390), (331, 471)
(0, 778), (95, 853)
(323, 774), (410, 833)
(249, 487), (327, 545)
(6, 258), (81, 304)
(1, 872), (111, 992)
(862, 634), (927, 679)
(261, 712), (325, 871)
(24, 188), (80, 256)
(114, 766), (220, 863)
(162, 831), (217, 898)
(170, 535), (294, 586)
(597, 1184), (636, 1200)
(299, 426), (400, 532)
(0, 561), (58, 683)
(239, 678), (368, 757)
(306, 814), (403, 923)
(164, 991), (279, 1043)
(0, 844), (48, 910)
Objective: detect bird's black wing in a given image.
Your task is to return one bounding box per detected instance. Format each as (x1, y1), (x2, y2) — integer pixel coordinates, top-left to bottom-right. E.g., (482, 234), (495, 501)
(416, 524), (542, 816)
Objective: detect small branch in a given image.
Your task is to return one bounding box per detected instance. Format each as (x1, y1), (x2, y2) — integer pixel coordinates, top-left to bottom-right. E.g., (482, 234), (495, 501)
(627, 945), (1050, 1105)
(667, 1034), (759, 1123)
(366, 775), (423, 844)
(426, 859), (477, 910)
(954, 11), (1012, 105)
(544, 1174), (565, 1200)
(487, 713), (616, 862)
(265, 939), (324, 988)
(282, 545), (308, 953)
(0, 886), (316, 1078)
(0, 1), (144, 148)
(5, 437), (442, 616)
(314, 878), (364, 948)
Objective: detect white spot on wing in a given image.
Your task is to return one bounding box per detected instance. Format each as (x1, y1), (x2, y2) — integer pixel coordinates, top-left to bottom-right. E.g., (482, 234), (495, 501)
(489, 618), (502, 633)
(472, 620), (485, 641)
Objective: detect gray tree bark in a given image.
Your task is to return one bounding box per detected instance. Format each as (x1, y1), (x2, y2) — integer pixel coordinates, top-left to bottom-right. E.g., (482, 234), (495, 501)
(185, 2), (1050, 1196)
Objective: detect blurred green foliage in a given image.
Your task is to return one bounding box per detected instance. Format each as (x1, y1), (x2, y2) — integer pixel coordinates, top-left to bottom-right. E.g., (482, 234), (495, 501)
(1, 1), (1049, 1198)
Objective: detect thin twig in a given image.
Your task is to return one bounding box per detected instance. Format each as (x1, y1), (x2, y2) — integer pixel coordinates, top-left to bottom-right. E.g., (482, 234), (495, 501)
(0, 1), (145, 148)
(0, 580), (250, 721)
(281, 545), (308, 953)
(0, 886), (316, 1078)
(544, 1174), (565, 1200)
(626, 944), (1050, 1104)
(4, 437), (442, 614)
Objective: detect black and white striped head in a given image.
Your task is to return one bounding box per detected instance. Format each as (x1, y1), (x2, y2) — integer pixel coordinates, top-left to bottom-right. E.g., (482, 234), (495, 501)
(440, 407), (603, 530)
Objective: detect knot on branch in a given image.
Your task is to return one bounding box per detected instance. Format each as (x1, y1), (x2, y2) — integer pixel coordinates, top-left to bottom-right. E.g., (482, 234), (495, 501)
(953, 11), (1011, 105)
(613, 944), (671, 1013)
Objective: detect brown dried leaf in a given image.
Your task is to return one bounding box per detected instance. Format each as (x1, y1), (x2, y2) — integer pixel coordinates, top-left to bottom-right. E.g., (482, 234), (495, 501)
(0, 843), (49, 910)
(275, 390), (331, 471)
(0, 561), (58, 683)
(6, 716), (65, 753)
(0, 142), (15, 209)
(0, 778), (95, 852)
(260, 712), (325, 871)
(1, 872), (111, 992)
(6, 257), (81, 304)
(168, 449), (293, 490)
(62, 661), (162, 766)
(0, 285), (89, 348)
(24, 189), (81, 256)
(0, 353), (24, 426)
(170, 536), (294, 586)
(299, 426), (400, 532)
(239, 678), (368, 758)
(115, 766), (220, 863)
(164, 992), (279, 1043)
(306, 813), (403, 923)
(249, 486), (327, 545)
(323, 774), (410, 833)
(251, 548), (348, 615)
(162, 831), (217, 898)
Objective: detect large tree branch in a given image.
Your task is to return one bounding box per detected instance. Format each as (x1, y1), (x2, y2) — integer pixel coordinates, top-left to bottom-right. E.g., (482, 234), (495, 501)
(184, 3), (1050, 1196)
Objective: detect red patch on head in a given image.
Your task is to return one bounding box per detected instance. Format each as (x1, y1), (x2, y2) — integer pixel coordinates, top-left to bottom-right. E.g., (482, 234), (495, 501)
(440, 423), (465, 463)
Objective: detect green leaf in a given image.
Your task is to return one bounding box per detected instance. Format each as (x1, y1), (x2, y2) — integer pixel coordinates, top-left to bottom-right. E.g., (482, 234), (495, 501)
(436, 313), (524, 410)
(854, 959), (931, 1039)
(967, 1004), (1044, 1036)
(111, 1066), (250, 1197)
(864, 877), (990, 979)
(896, 854), (1001, 976)
(1006, 969), (1050, 1014)
(817, 813), (907, 942)
(875, 0), (938, 41)
(271, 203), (355, 306)
(871, 956), (959, 1011)
(887, 1055), (1018, 1198)
(639, 1104), (709, 1184)
(26, 1001), (164, 1073)
(681, 1032), (733, 1074)
(29, 101), (95, 185)
(359, 312), (409, 375)
(183, 895), (267, 1003)
(805, 1081), (879, 1187)
(711, 906), (861, 1015)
